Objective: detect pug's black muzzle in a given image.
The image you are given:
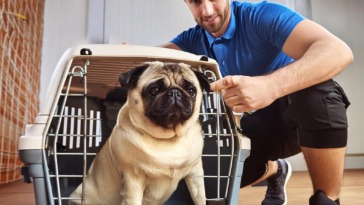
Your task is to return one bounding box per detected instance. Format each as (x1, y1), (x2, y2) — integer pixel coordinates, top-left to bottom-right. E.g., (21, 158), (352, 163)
(146, 88), (194, 128)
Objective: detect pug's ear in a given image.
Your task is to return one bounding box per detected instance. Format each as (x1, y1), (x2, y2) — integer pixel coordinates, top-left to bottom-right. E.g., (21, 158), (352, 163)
(193, 71), (211, 94)
(119, 64), (149, 89)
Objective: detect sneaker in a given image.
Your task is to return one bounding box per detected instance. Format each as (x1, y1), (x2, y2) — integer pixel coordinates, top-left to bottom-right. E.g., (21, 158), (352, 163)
(261, 159), (292, 205)
(309, 190), (340, 205)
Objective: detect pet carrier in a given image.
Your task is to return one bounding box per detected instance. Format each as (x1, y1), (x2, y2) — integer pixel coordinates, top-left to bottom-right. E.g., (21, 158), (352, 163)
(18, 44), (251, 205)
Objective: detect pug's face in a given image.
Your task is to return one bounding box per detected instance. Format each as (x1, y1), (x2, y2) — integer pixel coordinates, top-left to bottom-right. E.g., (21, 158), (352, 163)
(119, 61), (210, 132)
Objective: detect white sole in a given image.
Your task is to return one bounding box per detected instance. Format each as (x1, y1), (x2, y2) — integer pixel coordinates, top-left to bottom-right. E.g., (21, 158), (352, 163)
(282, 160), (292, 205)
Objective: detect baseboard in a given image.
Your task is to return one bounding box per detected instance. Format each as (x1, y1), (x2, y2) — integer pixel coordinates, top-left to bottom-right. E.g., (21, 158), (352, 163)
(285, 153), (364, 171)
(344, 154), (364, 169)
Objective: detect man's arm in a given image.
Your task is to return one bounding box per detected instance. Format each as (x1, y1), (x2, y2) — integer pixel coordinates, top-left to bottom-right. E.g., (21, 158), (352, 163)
(269, 19), (353, 99)
(159, 42), (181, 50)
(211, 19), (353, 113)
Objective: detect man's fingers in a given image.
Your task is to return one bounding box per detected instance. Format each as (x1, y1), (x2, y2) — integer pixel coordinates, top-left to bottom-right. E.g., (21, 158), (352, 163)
(231, 104), (250, 113)
(210, 76), (237, 91)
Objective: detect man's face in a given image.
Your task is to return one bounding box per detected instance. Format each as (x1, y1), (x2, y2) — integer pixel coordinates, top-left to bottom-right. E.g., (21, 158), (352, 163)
(185, 0), (230, 38)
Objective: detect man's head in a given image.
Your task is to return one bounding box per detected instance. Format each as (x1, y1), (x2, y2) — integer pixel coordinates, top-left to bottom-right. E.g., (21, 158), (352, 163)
(185, 0), (231, 38)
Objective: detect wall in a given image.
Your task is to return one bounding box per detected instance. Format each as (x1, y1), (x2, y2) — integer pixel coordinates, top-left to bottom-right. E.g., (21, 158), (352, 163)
(104, 0), (195, 45)
(40, 0), (88, 109)
(0, 0), (44, 184)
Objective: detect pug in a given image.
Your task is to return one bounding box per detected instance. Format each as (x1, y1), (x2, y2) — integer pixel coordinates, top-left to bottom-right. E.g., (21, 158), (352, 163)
(69, 61), (210, 205)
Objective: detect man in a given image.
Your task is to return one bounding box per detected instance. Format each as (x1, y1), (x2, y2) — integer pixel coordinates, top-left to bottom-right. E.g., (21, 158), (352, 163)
(162, 0), (353, 205)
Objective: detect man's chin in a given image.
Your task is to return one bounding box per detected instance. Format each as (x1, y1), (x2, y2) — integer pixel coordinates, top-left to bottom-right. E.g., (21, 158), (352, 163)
(203, 25), (221, 34)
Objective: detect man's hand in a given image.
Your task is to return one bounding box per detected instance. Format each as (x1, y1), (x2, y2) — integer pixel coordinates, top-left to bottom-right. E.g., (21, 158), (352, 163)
(210, 75), (277, 113)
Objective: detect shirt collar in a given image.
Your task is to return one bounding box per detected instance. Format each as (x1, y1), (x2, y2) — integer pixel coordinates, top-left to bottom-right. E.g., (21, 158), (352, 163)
(205, 2), (236, 46)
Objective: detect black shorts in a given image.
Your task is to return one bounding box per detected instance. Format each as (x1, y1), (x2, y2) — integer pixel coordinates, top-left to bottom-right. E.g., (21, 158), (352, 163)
(240, 79), (350, 187)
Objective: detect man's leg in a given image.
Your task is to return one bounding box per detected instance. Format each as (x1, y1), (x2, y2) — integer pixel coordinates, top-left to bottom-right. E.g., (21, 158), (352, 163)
(302, 146), (346, 201)
(284, 80), (350, 204)
(248, 160), (278, 185)
(239, 97), (299, 205)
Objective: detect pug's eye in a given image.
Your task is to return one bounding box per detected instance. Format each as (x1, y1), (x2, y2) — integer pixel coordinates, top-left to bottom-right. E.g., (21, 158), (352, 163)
(150, 87), (160, 96)
(145, 79), (166, 99)
(187, 86), (196, 97)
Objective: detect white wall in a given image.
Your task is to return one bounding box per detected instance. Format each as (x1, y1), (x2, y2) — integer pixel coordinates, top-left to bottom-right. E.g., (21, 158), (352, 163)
(104, 0), (195, 45)
(40, 0), (88, 108)
(40, 0), (364, 170)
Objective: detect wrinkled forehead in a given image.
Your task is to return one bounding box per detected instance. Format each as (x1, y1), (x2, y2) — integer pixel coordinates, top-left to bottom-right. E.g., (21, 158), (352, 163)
(140, 62), (197, 85)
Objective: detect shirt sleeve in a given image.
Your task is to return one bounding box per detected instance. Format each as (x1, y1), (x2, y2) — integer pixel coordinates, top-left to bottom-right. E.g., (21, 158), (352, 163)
(171, 25), (202, 53)
(171, 30), (191, 52)
(250, 2), (305, 49)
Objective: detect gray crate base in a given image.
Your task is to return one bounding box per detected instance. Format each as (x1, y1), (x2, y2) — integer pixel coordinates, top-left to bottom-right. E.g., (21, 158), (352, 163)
(20, 149), (250, 205)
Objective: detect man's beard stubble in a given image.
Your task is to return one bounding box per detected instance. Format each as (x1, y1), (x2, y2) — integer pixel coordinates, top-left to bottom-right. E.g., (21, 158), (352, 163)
(196, 1), (230, 35)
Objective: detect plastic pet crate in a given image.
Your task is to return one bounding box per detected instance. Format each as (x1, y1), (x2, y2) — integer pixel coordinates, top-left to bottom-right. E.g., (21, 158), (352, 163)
(18, 45), (251, 205)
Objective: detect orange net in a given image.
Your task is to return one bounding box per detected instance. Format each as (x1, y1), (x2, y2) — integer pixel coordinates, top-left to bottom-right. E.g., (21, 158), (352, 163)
(0, 0), (44, 184)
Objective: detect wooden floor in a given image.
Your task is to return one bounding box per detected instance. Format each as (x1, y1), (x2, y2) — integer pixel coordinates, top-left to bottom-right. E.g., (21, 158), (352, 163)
(0, 169), (363, 205)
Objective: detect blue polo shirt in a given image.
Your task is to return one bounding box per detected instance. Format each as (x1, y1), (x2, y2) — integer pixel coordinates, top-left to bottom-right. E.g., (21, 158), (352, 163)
(171, 1), (304, 77)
